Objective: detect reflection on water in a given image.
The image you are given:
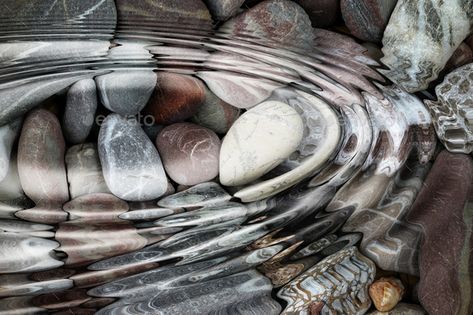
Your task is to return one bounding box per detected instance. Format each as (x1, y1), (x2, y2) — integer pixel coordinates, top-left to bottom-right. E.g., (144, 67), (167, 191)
(0, 0), (442, 314)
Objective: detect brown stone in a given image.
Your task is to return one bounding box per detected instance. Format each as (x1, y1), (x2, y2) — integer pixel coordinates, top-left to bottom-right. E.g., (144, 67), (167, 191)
(407, 151), (473, 315)
(144, 73), (206, 125)
(369, 277), (404, 312)
(156, 123), (221, 186)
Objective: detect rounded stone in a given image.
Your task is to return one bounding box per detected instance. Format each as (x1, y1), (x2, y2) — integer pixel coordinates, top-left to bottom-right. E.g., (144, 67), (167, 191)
(220, 100), (304, 186)
(222, 0), (314, 49)
(63, 79), (98, 144)
(144, 73), (206, 125)
(17, 109), (69, 205)
(341, 0), (398, 42)
(95, 70), (157, 116)
(191, 88), (240, 134)
(156, 123), (221, 186)
(98, 114), (168, 201)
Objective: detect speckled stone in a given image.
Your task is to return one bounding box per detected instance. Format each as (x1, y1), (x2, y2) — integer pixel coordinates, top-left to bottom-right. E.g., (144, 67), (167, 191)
(296, 0), (340, 27)
(156, 123), (221, 186)
(191, 88), (240, 134)
(221, 0), (314, 48)
(98, 114), (168, 201)
(407, 151), (473, 315)
(65, 143), (111, 199)
(17, 109), (69, 223)
(144, 73), (206, 125)
(95, 71), (156, 116)
(341, 0), (398, 42)
(17, 109), (68, 204)
(205, 0), (244, 21)
(219, 100), (303, 186)
(63, 79), (97, 144)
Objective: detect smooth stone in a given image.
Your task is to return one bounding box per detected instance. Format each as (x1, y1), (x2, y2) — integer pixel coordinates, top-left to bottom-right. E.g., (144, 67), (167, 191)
(221, 0), (314, 48)
(157, 182), (231, 208)
(425, 63), (473, 153)
(220, 100), (303, 186)
(233, 90), (341, 202)
(156, 123), (221, 186)
(369, 277), (405, 312)
(98, 114), (168, 201)
(381, 0), (473, 92)
(95, 71), (156, 116)
(0, 72), (95, 126)
(144, 73), (206, 125)
(407, 151), (473, 315)
(191, 88), (240, 134)
(204, 0), (244, 21)
(63, 79), (98, 144)
(65, 143), (111, 199)
(341, 0), (398, 42)
(17, 109), (69, 205)
(0, 118), (21, 182)
(444, 42), (473, 73)
(116, 0), (212, 26)
(368, 303), (426, 315)
(295, 0), (340, 27)
(278, 247), (375, 314)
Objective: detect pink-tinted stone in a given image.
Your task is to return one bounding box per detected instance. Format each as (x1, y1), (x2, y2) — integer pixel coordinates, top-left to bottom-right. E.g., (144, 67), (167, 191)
(17, 109), (68, 223)
(408, 151), (473, 315)
(222, 0), (314, 48)
(156, 123), (221, 186)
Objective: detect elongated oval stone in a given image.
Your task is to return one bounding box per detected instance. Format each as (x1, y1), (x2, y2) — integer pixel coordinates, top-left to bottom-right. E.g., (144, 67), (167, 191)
(156, 123), (221, 186)
(18, 109), (69, 205)
(98, 114), (167, 201)
(220, 101), (303, 186)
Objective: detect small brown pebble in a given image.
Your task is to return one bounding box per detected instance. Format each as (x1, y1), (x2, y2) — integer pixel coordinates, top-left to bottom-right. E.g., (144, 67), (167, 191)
(369, 277), (405, 312)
